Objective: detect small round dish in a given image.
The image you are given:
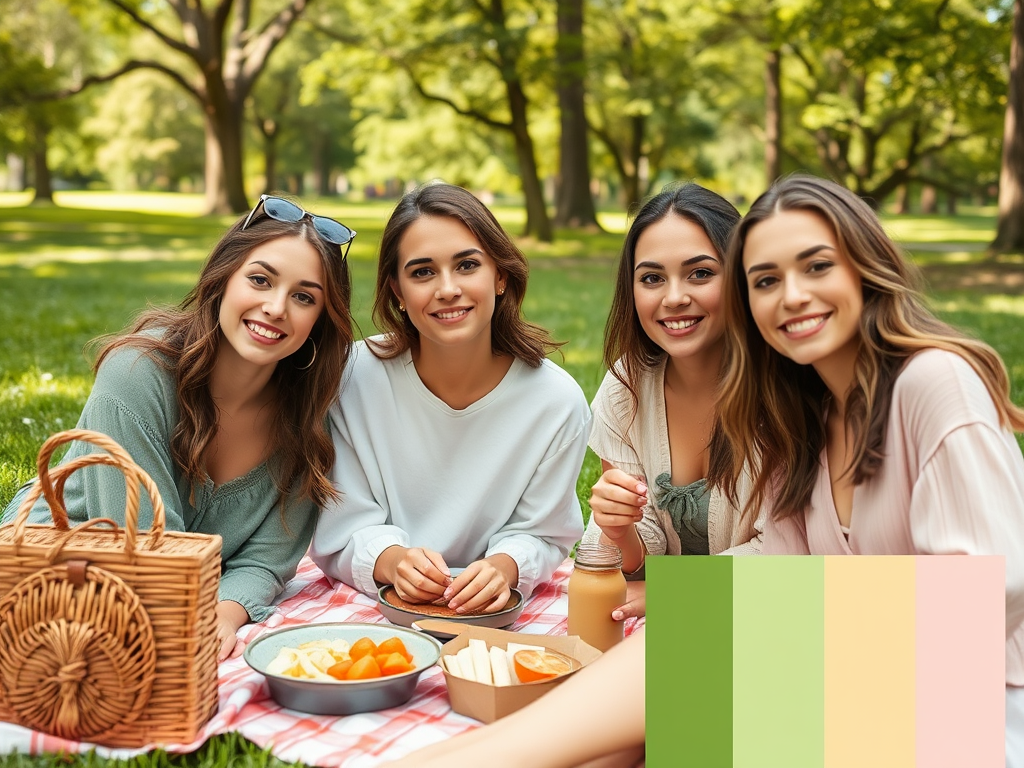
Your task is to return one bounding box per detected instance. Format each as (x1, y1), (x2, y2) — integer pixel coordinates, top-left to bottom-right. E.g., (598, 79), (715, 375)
(377, 583), (526, 639)
(243, 622), (442, 715)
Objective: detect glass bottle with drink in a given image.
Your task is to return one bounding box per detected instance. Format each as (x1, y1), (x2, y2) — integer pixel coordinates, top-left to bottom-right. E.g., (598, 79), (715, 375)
(567, 543), (627, 652)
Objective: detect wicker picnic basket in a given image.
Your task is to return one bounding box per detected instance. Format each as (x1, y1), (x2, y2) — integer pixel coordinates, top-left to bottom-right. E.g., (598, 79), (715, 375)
(0, 429), (222, 746)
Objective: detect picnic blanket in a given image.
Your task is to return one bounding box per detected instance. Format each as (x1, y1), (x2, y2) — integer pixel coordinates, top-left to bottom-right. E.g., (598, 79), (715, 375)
(0, 556), (640, 766)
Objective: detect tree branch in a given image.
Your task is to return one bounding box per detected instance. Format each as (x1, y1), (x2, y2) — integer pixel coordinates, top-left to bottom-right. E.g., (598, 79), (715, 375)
(239, 0), (311, 91)
(396, 59), (512, 130)
(35, 60), (204, 104)
(104, 0), (195, 57)
(586, 117), (628, 181)
(306, 19), (363, 46)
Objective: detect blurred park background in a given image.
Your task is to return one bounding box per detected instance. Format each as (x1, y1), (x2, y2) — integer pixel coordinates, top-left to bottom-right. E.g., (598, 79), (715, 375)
(2, 0), (1023, 238)
(1, 3), (1024, 765)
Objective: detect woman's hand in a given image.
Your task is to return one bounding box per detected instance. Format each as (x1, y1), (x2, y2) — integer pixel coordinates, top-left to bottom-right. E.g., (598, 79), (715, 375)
(589, 468), (648, 545)
(611, 581), (646, 622)
(215, 600), (249, 662)
(445, 554), (518, 614)
(376, 545), (451, 604)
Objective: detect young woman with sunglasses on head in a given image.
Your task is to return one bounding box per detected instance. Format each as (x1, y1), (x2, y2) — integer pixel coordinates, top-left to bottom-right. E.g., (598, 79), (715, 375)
(310, 182), (589, 613)
(3, 196), (356, 661)
(582, 183), (763, 622)
(710, 174), (1024, 758)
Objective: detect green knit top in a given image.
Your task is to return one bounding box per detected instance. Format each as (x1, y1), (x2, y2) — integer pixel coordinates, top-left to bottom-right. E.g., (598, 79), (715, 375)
(1, 345), (318, 622)
(652, 473), (711, 555)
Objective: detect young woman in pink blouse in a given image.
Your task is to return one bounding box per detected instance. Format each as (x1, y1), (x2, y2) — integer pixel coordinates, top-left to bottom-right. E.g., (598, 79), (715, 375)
(711, 174), (1024, 759)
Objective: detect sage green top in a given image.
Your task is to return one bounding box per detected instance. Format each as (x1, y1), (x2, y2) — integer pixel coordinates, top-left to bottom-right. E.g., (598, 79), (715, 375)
(652, 473), (710, 556)
(1, 345), (318, 622)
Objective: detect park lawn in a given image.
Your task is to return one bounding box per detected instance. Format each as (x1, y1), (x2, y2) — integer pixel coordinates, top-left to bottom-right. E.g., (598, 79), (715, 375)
(0, 195), (1022, 768)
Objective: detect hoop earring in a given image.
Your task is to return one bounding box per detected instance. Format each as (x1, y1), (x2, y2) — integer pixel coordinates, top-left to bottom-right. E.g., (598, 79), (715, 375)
(296, 338), (317, 370)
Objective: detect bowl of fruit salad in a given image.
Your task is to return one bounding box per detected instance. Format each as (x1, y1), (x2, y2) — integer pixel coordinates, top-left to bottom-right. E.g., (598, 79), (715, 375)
(243, 622), (443, 714)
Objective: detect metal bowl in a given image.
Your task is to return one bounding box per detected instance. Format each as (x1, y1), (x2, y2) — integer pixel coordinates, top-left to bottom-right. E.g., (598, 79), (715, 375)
(244, 622), (442, 715)
(377, 585), (525, 639)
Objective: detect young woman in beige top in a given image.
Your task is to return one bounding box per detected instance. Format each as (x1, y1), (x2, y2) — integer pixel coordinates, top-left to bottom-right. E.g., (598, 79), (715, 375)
(584, 183), (763, 623)
(712, 174), (1024, 760)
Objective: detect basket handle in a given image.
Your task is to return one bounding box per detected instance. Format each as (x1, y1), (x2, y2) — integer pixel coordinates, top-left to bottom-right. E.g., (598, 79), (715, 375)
(9, 429), (167, 555)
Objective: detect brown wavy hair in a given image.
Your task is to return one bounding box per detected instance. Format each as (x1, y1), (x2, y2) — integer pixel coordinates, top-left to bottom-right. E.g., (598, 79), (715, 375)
(604, 182), (740, 414)
(96, 209), (354, 509)
(710, 174), (1024, 519)
(369, 182), (560, 366)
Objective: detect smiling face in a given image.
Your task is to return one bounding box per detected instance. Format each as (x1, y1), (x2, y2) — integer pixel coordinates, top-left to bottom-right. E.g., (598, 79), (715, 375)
(218, 235), (325, 371)
(391, 215), (506, 355)
(742, 208), (864, 389)
(632, 213), (726, 361)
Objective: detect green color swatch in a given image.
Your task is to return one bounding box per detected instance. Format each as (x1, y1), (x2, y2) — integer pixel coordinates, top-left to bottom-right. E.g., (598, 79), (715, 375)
(647, 555), (733, 767)
(734, 556), (824, 768)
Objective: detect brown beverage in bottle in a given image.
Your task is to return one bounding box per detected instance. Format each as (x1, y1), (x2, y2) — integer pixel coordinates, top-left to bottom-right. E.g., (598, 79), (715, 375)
(567, 543), (627, 652)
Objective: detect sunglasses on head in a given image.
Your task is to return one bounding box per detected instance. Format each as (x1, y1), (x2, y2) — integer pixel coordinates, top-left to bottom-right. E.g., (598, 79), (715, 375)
(242, 195), (357, 259)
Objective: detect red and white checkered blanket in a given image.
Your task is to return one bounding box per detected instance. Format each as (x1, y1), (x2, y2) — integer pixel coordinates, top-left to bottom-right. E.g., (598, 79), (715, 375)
(0, 556), (639, 766)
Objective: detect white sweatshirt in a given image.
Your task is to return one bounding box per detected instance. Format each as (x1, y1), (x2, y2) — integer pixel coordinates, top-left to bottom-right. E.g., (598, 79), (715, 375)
(310, 339), (591, 598)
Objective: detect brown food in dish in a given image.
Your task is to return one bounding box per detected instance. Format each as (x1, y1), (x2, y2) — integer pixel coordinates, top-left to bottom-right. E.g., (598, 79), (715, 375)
(381, 586), (519, 617)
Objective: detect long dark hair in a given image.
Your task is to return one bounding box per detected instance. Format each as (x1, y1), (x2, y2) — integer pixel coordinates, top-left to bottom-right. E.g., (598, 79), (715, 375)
(711, 174), (1024, 519)
(604, 182), (741, 411)
(370, 182), (559, 366)
(97, 210), (354, 509)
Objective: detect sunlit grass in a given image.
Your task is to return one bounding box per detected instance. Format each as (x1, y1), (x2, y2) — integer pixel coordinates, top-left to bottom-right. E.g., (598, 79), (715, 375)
(881, 213), (996, 244)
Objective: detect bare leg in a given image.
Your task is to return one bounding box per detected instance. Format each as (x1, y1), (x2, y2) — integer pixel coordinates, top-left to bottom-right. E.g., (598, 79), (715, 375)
(385, 628), (645, 768)
(575, 745), (645, 768)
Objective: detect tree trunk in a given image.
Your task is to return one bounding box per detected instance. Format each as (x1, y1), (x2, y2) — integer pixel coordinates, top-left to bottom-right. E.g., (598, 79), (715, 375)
(203, 83), (249, 215)
(764, 48), (783, 187)
(920, 185), (937, 214)
(621, 114), (646, 208)
(314, 133), (332, 196)
(506, 81), (553, 241)
(31, 120), (53, 204)
(553, 0), (599, 230)
(993, 0), (1024, 252)
(946, 193), (957, 215)
(263, 130), (279, 195)
(893, 184), (909, 214)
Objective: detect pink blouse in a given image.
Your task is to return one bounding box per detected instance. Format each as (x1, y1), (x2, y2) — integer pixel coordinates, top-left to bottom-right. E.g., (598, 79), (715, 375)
(763, 349), (1024, 684)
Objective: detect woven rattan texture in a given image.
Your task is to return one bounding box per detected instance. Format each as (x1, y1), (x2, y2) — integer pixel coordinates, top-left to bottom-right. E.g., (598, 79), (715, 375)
(0, 430), (222, 747)
(0, 564), (157, 740)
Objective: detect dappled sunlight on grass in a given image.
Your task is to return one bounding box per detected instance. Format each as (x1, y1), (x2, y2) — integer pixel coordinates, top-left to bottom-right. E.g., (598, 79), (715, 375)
(0, 192), (33, 207)
(881, 213), (996, 244)
(931, 294), (1024, 317)
(54, 191), (208, 216)
(597, 211), (628, 233)
(906, 248), (986, 265)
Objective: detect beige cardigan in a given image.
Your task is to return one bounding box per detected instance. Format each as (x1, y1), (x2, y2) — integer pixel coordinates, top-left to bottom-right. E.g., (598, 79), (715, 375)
(583, 360), (763, 557)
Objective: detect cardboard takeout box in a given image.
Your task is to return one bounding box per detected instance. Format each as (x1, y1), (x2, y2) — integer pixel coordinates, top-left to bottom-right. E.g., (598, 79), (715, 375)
(432, 622), (602, 723)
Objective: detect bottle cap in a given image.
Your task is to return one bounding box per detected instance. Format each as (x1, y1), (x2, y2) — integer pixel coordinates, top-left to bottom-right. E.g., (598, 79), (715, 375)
(574, 542), (623, 571)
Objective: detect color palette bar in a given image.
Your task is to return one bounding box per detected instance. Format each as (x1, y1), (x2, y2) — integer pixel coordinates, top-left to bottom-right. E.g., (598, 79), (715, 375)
(646, 556), (1005, 768)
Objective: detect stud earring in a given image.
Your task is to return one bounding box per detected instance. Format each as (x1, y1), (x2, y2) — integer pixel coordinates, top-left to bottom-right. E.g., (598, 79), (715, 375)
(398, 301), (405, 312)
(497, 287), (505, 296)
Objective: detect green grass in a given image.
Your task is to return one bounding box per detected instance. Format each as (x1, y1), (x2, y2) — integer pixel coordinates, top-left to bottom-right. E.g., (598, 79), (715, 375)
(0, 193), (1022, 766)
(0, 733), (306, 768)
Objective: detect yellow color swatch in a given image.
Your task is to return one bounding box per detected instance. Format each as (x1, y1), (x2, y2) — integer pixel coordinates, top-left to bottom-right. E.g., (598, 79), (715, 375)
(825, 556), (916, 768)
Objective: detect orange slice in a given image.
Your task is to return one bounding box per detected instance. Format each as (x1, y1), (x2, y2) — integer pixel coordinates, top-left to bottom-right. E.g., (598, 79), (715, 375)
(349, 637), (378, 661)
(513, 649), (575, 683)
(346, 655), (382, 680)
(378, 636), (413, 663)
